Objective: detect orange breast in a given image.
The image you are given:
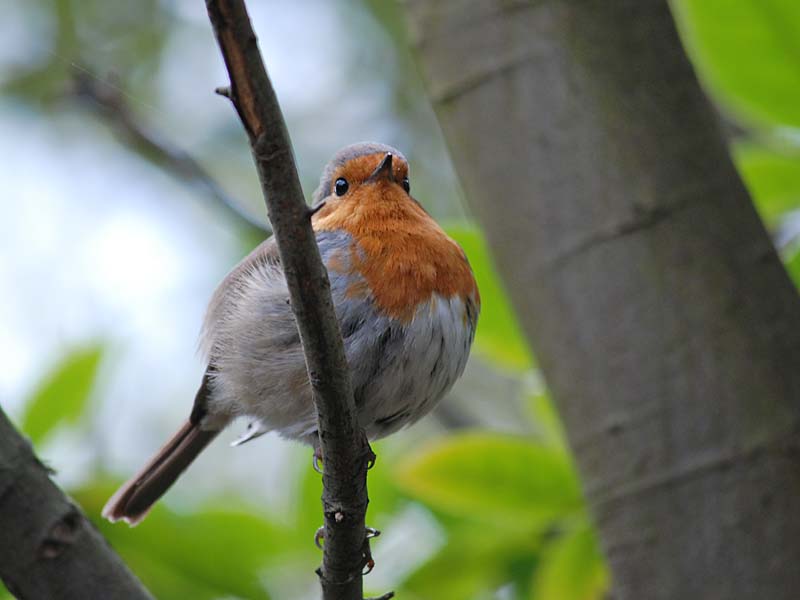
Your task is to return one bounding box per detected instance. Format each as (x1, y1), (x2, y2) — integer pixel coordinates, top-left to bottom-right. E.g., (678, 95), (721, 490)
(314, 190), (479, 322)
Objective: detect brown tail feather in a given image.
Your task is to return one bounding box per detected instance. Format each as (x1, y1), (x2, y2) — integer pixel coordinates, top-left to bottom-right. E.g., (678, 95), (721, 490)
(102, 420), (219, 526)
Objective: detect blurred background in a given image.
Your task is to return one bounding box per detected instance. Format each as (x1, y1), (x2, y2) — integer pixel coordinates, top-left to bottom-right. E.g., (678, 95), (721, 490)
(1, 0), (799, 598)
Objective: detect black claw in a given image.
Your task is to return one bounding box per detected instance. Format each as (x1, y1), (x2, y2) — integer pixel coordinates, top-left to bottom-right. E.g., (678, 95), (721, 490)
(314, 526), (325, 549)
(362, 559), (375, 575)
(364, 447), (377, 470)
(313, 448), (324, 474)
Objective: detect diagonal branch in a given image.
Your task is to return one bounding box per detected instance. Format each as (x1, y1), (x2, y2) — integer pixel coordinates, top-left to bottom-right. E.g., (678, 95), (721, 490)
(68, 68), (269, 237)
(203, 1), (376, 598)
(0, 407), (154, 600)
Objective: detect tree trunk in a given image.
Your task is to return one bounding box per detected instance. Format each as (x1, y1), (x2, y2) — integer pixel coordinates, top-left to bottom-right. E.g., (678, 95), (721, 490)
(404, 1), (800, 598)
(0, 408), (153, 600)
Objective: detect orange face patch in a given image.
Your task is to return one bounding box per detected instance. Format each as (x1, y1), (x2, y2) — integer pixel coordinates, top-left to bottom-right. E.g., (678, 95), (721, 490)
(333, 153), (408, 193)
(313, 153), (479, 322)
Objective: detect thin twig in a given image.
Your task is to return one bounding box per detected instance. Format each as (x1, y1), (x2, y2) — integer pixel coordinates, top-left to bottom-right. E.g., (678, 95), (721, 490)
(203, 1), (375, 599)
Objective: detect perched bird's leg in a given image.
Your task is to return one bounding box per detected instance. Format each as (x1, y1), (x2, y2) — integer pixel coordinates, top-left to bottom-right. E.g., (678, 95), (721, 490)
(314, 437), (380, 562)
(313, 436), (372, 473)
(359, 439), (379, 573)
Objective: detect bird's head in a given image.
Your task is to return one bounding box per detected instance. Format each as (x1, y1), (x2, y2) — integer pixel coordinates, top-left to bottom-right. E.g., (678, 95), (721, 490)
(311, 142), (479, 321)
(312, 142), (415, 225)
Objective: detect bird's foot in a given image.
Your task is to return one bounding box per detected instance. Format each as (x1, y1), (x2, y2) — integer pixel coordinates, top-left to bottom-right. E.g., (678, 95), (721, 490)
(312, 439), (375, 473)
(362, 527), (381, 574)
(313, 526), (381, 560)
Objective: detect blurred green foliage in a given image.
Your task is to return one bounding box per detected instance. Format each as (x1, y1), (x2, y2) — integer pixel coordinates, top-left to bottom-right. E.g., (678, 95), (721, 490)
(21, 345), (104, 445)
(3, 0), (800, 599)
(672, 0), (800, 278)
(734, 143), (800, 226)
(75, 484), (297, 600)
(397, 434), (581, 526)
(672, 0), (800, 129)
(531, 523), (607, 600)
(672, 0), (800, 289)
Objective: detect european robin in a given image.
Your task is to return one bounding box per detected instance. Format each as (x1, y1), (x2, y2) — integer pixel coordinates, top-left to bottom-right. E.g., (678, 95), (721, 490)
(103, 142), (480, 525)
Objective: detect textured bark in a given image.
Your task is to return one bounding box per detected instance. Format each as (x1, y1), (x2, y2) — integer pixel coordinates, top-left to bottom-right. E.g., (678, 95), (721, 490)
(405, 1), (800, 598)
(204, 2), (375, 598)
(0, 407), (154, 600)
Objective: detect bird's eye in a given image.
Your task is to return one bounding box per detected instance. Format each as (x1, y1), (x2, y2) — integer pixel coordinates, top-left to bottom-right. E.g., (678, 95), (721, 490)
(334, 178), (349, 196)
(402, 177), (410, 194)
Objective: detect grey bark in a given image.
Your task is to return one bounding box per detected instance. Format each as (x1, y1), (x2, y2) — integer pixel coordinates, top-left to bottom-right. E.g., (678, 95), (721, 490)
(204, 2), (378, 598)
(0, 407), (154, 600)
(405, 1), (800, 598)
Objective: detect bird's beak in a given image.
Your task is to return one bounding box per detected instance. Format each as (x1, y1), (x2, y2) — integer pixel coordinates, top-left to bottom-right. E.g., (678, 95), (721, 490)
(366, 153), (395, 183)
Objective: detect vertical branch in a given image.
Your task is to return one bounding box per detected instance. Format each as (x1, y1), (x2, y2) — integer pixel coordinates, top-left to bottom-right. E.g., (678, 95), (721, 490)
(203, 1), (374, 598)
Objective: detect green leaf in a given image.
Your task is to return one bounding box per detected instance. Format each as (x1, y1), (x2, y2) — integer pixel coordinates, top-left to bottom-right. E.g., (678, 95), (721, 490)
(110, 550), (225, 600)
(74, 482), (300, 600)
(401, 527), (540, 600)
(531, 523), (608, 600)
(527, 389), (569, 450)
(784, 248), (800, 289)
(447, 223), (534, 371)
(733, 142), (800, 225)
(21, 345), (104, 444)
(671, 0), (800, 129)
(397, 433), (583, 526)
(0, 582), (12, 600)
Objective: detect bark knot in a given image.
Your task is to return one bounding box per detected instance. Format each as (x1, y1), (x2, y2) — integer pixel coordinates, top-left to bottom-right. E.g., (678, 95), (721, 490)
(38, 508), (81, 559)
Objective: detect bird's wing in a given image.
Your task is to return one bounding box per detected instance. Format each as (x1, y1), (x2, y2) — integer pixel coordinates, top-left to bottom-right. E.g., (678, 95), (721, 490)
(200, 231), (357, 361)
(199, 236), (282, 361)
(196, 230), (361, 423)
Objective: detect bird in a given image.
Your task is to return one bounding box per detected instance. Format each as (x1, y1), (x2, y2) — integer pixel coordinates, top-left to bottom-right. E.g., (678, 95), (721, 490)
(103, 142), (480, 525)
